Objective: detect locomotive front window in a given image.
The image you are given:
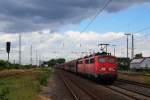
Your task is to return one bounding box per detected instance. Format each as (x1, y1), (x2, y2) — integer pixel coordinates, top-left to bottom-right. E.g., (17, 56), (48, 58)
(99, 58), (105, 63)
(108, 58), (115, 63)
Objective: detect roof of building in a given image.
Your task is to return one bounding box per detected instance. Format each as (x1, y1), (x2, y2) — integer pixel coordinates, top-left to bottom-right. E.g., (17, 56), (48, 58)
(131, 57), (150, 64)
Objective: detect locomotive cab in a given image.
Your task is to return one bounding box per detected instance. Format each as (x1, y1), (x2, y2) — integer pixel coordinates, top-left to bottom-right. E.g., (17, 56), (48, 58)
(95, 55), (118, 82)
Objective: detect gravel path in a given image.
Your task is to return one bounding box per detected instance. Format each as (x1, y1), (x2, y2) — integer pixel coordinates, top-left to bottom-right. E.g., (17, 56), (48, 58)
(38, 69), (74, 100)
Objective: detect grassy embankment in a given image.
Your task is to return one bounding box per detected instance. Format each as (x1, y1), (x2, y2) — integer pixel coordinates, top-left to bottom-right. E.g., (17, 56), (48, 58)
(0, 68), (52, 100)
(118, 72), (150, 85)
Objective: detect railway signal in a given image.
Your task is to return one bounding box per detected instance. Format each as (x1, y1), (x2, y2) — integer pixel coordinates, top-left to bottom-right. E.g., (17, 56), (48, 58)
(6, 42), (11, 54)
(6, 42), (11, 67)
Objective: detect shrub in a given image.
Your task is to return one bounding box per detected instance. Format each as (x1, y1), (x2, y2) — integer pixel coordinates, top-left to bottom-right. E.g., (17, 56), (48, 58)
(0, 87), (10, 100)
(38, 69), (51, 86)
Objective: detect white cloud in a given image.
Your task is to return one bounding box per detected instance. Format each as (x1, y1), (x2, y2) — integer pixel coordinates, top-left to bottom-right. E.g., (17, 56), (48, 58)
(66, 31), (124, 41)
(0, 33), (18, 42)
(0, 31), (149, 64)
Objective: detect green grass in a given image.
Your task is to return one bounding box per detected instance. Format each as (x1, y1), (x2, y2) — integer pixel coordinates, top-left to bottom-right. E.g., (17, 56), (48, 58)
(118, 72), (150, 85)
(38, 68), (52, 86)
(0, 68), (52, 100)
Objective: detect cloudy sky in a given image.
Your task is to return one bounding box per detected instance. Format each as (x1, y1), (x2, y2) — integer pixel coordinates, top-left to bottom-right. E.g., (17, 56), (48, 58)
(0, 0), (150, 64)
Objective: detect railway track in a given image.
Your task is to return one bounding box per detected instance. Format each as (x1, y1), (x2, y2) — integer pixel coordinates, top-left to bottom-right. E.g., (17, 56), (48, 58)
(58, 70), (133, 100)
(57, 69), (150, 100)
(58, 73), (79, 100)
(106, 85), (150, 100)
(103, 79), (150, 100)
(117, 79), (150, 88)
(58, 71), (100, 100)
(113, 80), (150, 97)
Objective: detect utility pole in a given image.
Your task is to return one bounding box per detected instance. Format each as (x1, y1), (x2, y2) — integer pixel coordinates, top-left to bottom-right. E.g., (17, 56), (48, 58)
(14, 60), (15, 64)
(79, 43), (82, 57)
(124, 34), (131, 58)
(39, 54), (41, 67)
(36, 49), (38, 66)
(19, 33), (21, 65)
(30, 45), (32, 65)
(89, 49), (92, 55)
(131, 34), (134, 59)
(112, 45), (116, 56)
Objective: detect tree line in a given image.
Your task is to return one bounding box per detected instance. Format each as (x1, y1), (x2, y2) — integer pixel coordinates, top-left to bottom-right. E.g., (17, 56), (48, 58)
(41, 58), (65, 67)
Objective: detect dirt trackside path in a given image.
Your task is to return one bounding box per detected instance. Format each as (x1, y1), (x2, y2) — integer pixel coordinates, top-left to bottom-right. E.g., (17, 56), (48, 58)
(0, 69), (32, 78)
(38, 69), (74, 100)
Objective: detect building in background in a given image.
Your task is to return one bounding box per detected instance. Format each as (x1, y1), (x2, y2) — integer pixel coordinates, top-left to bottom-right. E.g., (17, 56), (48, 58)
(130, 57), (150, 70)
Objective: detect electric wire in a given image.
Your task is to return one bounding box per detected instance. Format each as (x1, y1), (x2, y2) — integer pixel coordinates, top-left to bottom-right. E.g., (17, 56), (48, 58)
(80, 0), (112, 33)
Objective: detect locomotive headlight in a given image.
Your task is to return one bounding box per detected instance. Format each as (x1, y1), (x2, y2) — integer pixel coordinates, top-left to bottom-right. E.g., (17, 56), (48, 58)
(100, 67), (106, 71)
(109, 68), (115, 71)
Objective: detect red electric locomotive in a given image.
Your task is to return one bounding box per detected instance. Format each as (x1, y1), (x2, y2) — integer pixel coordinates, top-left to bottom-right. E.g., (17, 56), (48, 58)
(77, 52), (118, 82)
(61, 52), (118, 83)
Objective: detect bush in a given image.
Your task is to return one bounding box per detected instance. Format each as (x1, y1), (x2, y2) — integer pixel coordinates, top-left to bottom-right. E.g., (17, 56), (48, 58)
(38, 74), (49, 86)
(0, 87), (10, 100)
(38, 69), (51, 86)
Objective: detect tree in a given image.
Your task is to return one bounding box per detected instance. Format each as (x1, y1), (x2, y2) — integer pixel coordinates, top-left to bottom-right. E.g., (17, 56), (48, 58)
(135, 53), (143, 59)
(43, 58), (65, 67)
(0, 60), (7, 67)
(57, 58), (65, 64)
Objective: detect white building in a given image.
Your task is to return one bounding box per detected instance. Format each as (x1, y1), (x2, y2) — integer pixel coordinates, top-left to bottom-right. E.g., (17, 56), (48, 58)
(130, 57), (150, 69)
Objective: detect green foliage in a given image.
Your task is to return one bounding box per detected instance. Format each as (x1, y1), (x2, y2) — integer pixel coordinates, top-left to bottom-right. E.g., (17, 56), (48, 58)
(43, 58), (65, 67)
(0, 75), (38, 100)
(0, 59), (39, 70)
(0, 87), (10, 100)
(117, 57), (130, 71)
(0, 58), (65, 69)
(57, 58), (65, 64)
(0, 60), (7, 67)
(38, 74), (49, 86)
(0, 60), (9, 69)
(135, 53), (143, 59)
(38, 69), (51, 86)
(118, 64), (130, 70)
(0, 69), (52, 100)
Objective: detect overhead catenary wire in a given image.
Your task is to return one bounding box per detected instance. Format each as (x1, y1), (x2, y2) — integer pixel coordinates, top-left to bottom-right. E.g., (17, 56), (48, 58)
(131, 26), (150, 42)
(125, 26), (150, 58)
(81, 0), (112, 33)
(108, 4), (150, 55)
(112, 25), (150, 46)
(107, 7), (150, 57)
(77, 0), (112, 56)
(134, 26), (150, 34)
